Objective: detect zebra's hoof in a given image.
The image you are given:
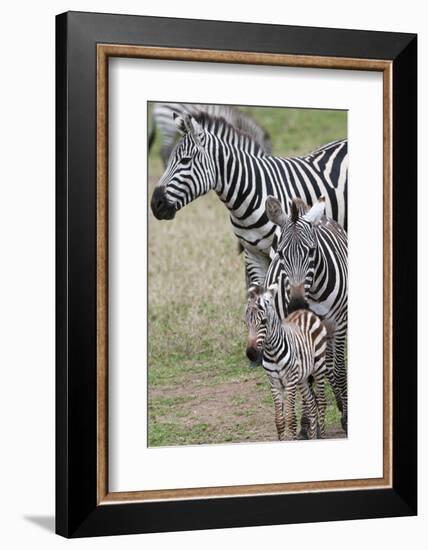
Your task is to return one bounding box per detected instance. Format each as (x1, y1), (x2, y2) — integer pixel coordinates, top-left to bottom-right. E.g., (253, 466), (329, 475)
(297, 431), (309, 440)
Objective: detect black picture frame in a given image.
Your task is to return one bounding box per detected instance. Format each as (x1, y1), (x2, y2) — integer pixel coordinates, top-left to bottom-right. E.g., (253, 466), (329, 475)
(56, 10), (417, 538)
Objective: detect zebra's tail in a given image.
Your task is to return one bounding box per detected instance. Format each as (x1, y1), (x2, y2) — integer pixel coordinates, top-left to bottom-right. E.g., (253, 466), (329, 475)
(148, 122), (156, 152)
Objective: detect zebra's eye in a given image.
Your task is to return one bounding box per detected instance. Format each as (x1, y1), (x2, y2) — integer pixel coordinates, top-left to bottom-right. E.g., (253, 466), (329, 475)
(180, 156), (192, 165)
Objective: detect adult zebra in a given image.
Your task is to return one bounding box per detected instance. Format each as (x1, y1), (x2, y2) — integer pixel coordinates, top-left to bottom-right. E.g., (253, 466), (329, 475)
(151, 112), (348, 286)
(264, 196), (348, 433)
(149, 102), (272, 166)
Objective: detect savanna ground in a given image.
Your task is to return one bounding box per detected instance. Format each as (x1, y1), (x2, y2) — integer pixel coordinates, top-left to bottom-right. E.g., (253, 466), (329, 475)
(148, 104), (347, 447)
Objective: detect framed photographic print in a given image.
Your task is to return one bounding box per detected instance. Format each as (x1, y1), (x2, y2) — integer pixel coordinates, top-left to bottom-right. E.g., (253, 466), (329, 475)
(56, 11), (417, 538)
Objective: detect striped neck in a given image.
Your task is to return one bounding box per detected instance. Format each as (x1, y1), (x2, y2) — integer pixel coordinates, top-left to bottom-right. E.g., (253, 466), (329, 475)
(263, 304), (293, 362)
(212, 138), (266, 215)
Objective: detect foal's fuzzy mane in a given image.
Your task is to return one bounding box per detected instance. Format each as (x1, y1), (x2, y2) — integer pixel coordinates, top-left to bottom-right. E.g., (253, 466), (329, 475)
(290, 197), (310, 223)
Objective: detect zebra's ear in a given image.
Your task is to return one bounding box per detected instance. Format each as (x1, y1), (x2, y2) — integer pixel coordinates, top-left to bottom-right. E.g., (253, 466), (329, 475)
(188, 116), (205, 148)
(173, 112), (191, 135)
(265, 196), (287, 226)
(247, 285), (263, 300)
(188, 116), (203, 137)
(303, 196), (326, 225)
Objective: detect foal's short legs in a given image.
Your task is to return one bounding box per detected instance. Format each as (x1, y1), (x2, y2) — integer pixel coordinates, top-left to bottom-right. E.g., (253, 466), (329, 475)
(283, 383), (298, 440)
(299, 381), (318, 439)
(313, 374), (327, 438)
(269, 382), (286, 440)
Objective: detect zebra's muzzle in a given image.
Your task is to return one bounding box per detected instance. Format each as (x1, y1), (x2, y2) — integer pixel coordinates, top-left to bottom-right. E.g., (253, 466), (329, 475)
(288, 296), (309, 313)
(288, 283), (309, 313)
(151, 187), (176, 220)
(246, 345), (261, 363)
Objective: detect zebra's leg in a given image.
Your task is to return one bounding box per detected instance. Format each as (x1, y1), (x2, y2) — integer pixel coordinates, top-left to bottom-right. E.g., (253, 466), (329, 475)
(298, 375), (322, 438)
(298, 375), (312, 439)
(334, 334), (348, 434)
(313, 373), (327, 438)
(243, 248), (270, 288)
(298, 402), (312, 439)
(326, 338), (343, 415)
(299, 381), (318, 439)
(283, 383), (298, 440)
(269, 384), (286, 440)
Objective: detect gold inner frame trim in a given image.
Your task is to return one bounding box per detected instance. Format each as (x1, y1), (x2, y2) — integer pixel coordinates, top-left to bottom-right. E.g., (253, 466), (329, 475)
(96, 44), (393, 505)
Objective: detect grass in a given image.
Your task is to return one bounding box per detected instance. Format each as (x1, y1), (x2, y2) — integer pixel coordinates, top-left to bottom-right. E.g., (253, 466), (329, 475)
(239, 106), (347, 156)
(148, 105), (346, 446)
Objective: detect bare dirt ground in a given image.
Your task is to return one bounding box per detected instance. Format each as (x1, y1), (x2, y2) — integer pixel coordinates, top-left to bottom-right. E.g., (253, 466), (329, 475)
(149, 373), (345, 446)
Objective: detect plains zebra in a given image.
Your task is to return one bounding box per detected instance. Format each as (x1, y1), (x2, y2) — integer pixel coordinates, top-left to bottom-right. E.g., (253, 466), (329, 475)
(150, 112), (348, 287)
(265, 195), (348, 432)
(149, 102), (272, 166)
(245, 284), (328, 440)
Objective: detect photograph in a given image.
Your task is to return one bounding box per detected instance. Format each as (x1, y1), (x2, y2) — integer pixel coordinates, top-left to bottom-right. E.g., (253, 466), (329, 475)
(51, 7), (417, 540)
(148, 102), (348, 446)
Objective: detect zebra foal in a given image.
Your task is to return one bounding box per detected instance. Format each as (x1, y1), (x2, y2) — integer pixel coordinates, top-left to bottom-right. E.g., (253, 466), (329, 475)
(245, 284), (328, 440)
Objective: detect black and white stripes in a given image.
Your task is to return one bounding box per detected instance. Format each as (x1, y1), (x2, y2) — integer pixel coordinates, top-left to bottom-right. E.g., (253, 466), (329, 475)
(151, 111), (348, 287)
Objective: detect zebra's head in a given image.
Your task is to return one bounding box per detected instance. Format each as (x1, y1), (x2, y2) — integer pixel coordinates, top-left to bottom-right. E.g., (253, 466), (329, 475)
(266, 195), (326, 313)
(245, 284), (278, 362)
(151, 114), (217, 220)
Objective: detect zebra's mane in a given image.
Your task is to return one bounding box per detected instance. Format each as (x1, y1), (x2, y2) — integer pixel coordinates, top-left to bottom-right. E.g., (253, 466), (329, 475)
(288, 196), (344, 235)
(192, 111), (265, 155)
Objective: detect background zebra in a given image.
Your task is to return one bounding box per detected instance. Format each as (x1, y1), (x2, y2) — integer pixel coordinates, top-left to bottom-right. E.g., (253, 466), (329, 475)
(265, 195), (348, 433)
(149, 102), (272, 166)
(245, 284), (328, 440)
(151, 112), (348, 287)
